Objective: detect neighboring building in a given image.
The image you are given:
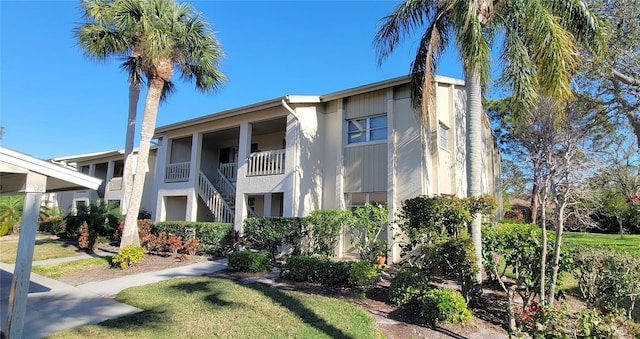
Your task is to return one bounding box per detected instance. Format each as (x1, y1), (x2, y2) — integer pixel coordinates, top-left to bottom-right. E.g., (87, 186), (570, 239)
(47, 148), (157, 216)
(50, 75), (501, 261)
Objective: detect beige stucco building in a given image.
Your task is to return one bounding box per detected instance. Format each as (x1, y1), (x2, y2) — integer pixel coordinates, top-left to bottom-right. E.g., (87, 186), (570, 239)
(50, 75), (501, 261)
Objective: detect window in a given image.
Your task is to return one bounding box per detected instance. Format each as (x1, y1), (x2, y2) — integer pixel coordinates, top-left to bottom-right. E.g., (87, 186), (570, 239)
(345, 192), (387, 210)
(347, 115), (387, 144)
(438, 123), (450, 149)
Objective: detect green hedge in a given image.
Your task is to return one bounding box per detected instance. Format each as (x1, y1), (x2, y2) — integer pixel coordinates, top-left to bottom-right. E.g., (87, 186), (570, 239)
(228, 251), (269, 272)
(152, 221), (233, 256)
(244, 217), (306, 262)
(283, 255), (352, 284)
(38, 217), (66, 235)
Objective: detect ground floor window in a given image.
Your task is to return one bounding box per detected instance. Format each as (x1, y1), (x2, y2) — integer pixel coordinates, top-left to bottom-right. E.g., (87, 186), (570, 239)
(345, 192), (386, 211)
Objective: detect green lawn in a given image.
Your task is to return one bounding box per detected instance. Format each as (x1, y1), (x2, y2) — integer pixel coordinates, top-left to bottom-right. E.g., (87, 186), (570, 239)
(563, 232), (640, 256)
(50, 277), (380, 338)
(0, 237), (79, 263)
(32, 257), (111, 278)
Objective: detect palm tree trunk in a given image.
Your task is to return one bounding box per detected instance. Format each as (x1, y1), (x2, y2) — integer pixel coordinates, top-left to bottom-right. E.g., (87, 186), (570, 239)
(121, 76), (163, 249)
(465, 67), (483, 286)
(122, 80), (140, 216)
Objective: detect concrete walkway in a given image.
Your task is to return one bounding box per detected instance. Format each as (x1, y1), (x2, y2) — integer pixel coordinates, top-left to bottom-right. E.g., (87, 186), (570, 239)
(0, 256), (227, 338)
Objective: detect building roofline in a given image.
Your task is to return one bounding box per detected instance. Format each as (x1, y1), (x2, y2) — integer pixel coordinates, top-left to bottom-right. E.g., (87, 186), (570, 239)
(50, 146), (157, 165)
(153, 74), (465, 135)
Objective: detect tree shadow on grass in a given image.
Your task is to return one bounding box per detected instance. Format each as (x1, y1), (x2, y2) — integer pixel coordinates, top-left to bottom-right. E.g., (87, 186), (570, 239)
(244, 283), (357, 339)
(168, 280), (234, 307)
(89, 309), (168, 333)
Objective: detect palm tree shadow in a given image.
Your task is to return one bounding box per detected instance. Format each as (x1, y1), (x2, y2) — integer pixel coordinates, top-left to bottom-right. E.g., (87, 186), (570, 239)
(244, 283), (356, 339)
(169, 281), (233, 307)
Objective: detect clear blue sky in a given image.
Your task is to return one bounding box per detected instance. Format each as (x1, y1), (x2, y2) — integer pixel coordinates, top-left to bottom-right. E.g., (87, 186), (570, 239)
(1, 0), (466, 160)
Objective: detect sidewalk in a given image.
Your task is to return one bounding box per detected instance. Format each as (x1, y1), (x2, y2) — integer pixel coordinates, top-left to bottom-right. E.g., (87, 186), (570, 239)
(0, 257), (227, 338)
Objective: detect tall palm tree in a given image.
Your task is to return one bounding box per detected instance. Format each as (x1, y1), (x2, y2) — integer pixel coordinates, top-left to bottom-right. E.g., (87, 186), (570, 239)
(75, 0), (174, 219)
(76, 0), (145, 223)
(118, 0), (225, 248)
(375, 0), (601, 287)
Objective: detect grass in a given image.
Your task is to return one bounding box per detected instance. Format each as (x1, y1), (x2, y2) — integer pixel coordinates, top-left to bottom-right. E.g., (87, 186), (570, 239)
(563, 232), (640, 256)
(32, 256), (112, 278)
(50, 277), (380, 339)
(0, 237), (79, 263)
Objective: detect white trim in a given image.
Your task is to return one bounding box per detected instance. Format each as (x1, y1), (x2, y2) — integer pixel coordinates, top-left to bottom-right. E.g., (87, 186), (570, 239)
(0, 146), (101, 194)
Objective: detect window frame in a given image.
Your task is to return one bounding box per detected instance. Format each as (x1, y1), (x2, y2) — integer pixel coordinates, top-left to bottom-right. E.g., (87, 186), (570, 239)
(438, 122), (450, 150)
(347, 114), (388, 145)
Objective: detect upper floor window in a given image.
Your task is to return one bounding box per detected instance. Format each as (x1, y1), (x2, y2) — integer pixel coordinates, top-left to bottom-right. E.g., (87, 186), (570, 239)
(347, 115), (387, 144)
(438, 123), (450, 149)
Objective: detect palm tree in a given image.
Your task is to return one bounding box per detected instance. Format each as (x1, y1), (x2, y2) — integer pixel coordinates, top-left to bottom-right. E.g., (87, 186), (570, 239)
(75, 0), (143, 218)
(375, 0), (601, 288)
(118, 0), (225, 248)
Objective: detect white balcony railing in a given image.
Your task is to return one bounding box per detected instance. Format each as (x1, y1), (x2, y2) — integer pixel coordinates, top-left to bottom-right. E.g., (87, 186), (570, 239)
(165, 161), (190, 183)
(219, 162), (237, 182)
(247, 149), (285, 177)
(107, 177), (123, 191)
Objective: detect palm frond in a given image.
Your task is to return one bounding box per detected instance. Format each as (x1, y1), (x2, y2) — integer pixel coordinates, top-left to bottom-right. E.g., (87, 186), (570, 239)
(374, 0), (438, 65)
(410, 14), (451, 115)
(452, 0), (491, 88)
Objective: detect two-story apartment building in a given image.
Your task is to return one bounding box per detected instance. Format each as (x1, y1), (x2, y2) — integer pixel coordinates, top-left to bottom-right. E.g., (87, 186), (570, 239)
(48, 148), (157, 215)
(49, 75), (501, 260)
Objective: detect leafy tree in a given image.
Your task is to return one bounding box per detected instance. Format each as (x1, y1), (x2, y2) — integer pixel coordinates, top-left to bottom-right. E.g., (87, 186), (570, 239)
(579, 0), (640, 147)
(601, 194), (630, 238)
(374, 0), (602, 287)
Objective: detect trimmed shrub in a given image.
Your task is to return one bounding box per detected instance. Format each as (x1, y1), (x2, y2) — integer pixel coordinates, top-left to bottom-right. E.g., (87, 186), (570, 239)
(283, 255), (351, 284)
(244, 217), (306, 262)
(228, 251), (269, 272)
(421, 288), (472, 325)
(348, 261), (380, 287)
(420, 234), (477, 300)
(572, 246), (640, 318)
(305, 209), (350, 257)
(389, 269), (428, 306)
(111, 245), (145, 269)
(38, 216), (66, 235)
(152, 221), (233, 256)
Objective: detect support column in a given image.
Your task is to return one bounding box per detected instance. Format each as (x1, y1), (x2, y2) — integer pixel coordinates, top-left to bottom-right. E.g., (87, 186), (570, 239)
(234, 122), (252, 231)
(88, 164), (96, 177)
(188, 132), (202, 222)
(263, 193), (272, 217)
(5, 172), (46, 339)
(106, 161), (115, 185)
(152, 137), (169, 221)
(335, 100), (345, 258)
(386, 88), (398, 264)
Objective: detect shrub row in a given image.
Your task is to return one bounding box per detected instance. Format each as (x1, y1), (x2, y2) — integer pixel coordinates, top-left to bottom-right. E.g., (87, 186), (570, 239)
(38, 216), (66, 235)
(571, 246), (640, 319)
(152, 221), (234, 256)
(283, 255), (353, 284)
